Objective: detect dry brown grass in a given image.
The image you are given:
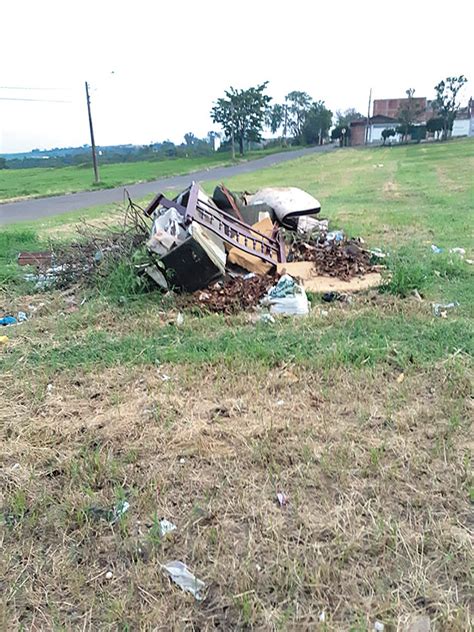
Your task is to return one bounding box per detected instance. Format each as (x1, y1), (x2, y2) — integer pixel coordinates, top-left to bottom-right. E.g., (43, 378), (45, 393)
(1, 359), (472, 631)
(382, 181), (401, 199)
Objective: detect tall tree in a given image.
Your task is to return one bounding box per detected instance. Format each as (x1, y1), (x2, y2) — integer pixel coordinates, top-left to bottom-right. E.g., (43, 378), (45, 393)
(426, 117), (444, 140)
(381, 128), (396, 145)
(302, 101), (333, 145)
(184, 132), (197, 147)
(210, 82), (272, 155)
(397, 89), (422, 142)
(266, 103), (286, 143)
(331, 125), (350, 146)
(285, 91), (313, 143)
(432, 75), (468, 140)
(336, 108), (363, 127)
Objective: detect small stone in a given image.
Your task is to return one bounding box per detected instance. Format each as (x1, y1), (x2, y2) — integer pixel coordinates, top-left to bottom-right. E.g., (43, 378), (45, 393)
(404, 615), (430, 632)
(105, 571), (113, 580)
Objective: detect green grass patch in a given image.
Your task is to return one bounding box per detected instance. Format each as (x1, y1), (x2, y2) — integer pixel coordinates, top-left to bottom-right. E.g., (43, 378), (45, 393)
(0, 147), (292, 202)
(2, 309), (471, 374)
(0, 228), (46, 288)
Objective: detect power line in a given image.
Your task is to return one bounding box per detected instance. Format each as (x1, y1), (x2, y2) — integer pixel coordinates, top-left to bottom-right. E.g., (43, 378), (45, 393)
(0, 97), (71, 103)
(0, 86), (65, 91)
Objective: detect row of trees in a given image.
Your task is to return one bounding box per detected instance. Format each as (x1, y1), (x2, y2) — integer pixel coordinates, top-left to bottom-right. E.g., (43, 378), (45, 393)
(210, 83), (336, 155)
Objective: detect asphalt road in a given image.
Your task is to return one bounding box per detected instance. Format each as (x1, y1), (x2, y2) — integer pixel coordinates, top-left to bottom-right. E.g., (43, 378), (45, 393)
(0, 145), (334, 225)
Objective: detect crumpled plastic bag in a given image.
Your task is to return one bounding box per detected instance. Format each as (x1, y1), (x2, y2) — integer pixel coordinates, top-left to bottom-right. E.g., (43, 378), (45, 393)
(261, 274), (309, 316)
(148, 208), (188, 255)
(163, 560), (205, 600)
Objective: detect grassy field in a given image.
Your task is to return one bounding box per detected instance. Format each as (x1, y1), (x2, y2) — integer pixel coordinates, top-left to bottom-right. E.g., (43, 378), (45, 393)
(1, 140), (473, 630)
(0, 147), (291, 202)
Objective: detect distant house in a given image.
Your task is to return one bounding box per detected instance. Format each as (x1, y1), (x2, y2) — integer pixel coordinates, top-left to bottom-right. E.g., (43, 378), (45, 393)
(349, 95), (474, 145)
(373, 97), (432, 122)
(350, 115), (399, 146)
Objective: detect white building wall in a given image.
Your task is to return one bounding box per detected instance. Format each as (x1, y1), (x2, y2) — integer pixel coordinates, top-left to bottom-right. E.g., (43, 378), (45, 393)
(369, 124), (400, 144)
(452, 118), (472, 137)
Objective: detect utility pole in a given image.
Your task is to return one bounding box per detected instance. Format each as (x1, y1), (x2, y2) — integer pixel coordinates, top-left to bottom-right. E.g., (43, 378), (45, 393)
(365, 88), (372, 145)
(230, 101), (236, 160)
(283, 98), (288, 146)
(84, 81), (100, 183)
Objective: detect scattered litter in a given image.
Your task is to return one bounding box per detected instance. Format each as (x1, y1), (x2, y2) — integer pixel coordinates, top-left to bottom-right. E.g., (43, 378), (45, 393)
(276, 492), (288, 507)
(176, 312), (184, 327)
(319, 611), (326, 623)
(17, 311), (28, 322)
(449, 247), (465, 255)
(326, 230), (344, 243)
(322, 291), (352, 304)
(258, 313), (275, 325)
(370, 247), (388, 259)
(111, 499), (130, 523)
(262, 274), (309, 316)
(396, 373), (405, 384)
(411, 289), (423, 301)
(11, 463), (20, 470)
(0, 335), (9, 345)
(159, 373), (171, 382)
(163, 560), (205, 600)
(276, 399), (285, 406)
(179, 458), (185, 464)
(46, 383), (53, 393)
(374, 622), (384, 632)
(465, 259), (473, 265)
(0, 316), (18, 326)
(430, 244), (443, 254)
(297, 217), (329, 235)
(105, 571), (113, 580)
(432, 302), (459, 317)
(159, 519), (177, 536)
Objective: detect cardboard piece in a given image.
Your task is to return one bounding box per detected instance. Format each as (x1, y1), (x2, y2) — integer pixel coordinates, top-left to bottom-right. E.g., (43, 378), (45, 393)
(276, 261), (382, 293)
(227, 217), (276, 275)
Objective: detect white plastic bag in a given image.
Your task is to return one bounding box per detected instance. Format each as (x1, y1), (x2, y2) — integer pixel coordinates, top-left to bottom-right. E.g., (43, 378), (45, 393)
(163, 560), (205, 600)
(261, 274), (309, 316)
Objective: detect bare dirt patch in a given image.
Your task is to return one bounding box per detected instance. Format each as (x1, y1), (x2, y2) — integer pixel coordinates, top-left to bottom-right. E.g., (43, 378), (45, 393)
(383, 181), (401, 198)
(1, 361), (472, 630)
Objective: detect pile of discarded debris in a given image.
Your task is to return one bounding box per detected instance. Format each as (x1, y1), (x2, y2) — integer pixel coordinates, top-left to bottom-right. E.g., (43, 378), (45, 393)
(142, 181), (382, 315)
(16, 182), (384, 316)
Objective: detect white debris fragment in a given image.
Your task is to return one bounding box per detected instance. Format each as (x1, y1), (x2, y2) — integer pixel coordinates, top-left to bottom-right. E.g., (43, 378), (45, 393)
(111, 500), (129, 523)
(163, 560), (205, 600)
(159, 519), (177, 536)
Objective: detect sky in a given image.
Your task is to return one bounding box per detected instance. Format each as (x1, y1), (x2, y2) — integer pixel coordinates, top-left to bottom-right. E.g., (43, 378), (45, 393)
(1, 0), (472, 153)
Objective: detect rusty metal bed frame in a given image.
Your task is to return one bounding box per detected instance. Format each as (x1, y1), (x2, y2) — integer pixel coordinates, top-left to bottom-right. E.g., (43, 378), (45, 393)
(144, 182), (286, 266)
